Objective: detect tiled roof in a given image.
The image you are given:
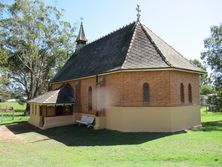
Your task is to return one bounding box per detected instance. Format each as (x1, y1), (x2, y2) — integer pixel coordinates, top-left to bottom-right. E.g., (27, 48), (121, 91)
(142, 25), (202, 71)
(121, 23), (169, 69)
(29, 85), (75, 104)
(51, 22), (203, 83)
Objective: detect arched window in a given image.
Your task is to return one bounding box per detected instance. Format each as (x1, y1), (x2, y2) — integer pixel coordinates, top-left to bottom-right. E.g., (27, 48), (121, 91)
(88, 86), (92, 111)
(143, 83), (150, 103)
(188, 84), (192, 103)
(180, 83), (184, 103)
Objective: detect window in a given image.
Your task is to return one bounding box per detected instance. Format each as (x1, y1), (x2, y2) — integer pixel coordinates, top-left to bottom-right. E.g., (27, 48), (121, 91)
(143, 83), (150, 103)
(188, 84), (192, 103)
(55, 105), (73, 116)
(180, 83), (184, 103)
(88, 86), (93, 111)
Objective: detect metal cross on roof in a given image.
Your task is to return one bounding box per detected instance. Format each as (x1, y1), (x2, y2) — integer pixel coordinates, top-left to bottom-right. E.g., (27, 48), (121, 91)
(80, 17), (84, 22)
(136, 4), (141, 22)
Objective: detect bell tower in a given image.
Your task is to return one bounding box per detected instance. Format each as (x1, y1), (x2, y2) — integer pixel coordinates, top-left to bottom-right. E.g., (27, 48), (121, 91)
(76, 18), (87, 51)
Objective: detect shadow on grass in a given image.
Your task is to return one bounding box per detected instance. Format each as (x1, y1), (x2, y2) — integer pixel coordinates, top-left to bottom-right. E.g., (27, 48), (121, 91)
(192, 121), (222, 132)
(5, 123), (184, 146)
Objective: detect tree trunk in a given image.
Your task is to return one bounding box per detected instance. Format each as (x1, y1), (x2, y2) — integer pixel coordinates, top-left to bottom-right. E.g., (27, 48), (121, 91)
(24, 103), (30, 116)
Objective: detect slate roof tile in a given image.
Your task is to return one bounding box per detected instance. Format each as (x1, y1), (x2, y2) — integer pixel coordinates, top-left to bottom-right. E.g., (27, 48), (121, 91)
(51, 22), (203, 83)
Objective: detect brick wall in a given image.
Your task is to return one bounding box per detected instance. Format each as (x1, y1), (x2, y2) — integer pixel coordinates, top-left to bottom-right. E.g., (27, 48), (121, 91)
(170, 71), (200, 106)
(120, 71), (171, 106)
(50, 70), (200, 113)
(80, 78), (97, 114)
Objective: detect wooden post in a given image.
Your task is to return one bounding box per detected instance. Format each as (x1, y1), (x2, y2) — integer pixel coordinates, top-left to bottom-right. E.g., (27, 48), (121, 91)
(12, 108), (15, 120)
(46, 105), (48, 117)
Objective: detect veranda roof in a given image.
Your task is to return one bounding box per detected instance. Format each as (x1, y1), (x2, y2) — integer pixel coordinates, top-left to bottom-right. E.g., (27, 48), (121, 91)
(28, 85), (75, 105)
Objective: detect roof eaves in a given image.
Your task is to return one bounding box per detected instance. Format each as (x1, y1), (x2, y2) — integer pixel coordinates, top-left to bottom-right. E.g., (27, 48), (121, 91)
(50, 67), (204, 85)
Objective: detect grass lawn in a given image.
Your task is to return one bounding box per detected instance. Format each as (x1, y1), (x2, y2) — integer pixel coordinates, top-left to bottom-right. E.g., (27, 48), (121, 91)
(0, 105), (221, 167)
(0, 102), (28, 125)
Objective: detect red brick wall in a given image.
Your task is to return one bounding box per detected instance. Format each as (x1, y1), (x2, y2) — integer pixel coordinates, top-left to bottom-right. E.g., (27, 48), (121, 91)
(170, 71), (200, 106)
(80, 78), (97, 114)
(50, 70), (200, 113)
(120, 71), (171, 106)
(103, 73), (123, 106)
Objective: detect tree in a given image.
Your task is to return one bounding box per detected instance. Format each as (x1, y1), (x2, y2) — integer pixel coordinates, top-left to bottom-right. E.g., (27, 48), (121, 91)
(201, 23), (222, 90)
(201, 23), (222, 111)
(0, 0), (76, 113)
(200, 85), (215, 95)
(190, 59), (210, 86)
(190, 59), (215, 95)
(0, 49), (11, 101)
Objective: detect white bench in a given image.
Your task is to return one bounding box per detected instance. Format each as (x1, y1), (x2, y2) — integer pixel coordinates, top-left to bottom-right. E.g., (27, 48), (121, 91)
(76, 115), (95, 128)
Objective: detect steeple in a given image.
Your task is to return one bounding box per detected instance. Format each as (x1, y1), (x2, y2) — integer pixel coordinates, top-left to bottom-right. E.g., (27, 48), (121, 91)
(76, 19), (87, 51)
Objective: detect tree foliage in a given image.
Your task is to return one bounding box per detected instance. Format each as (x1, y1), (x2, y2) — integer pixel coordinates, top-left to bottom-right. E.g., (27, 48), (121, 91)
(0, 0), (76, 103)
(201, 23), (222, 111)
(190, 59), (210, 86)
(201, 23), (222, 90)
(0, 49), (10, 100)
(200, 85), (215, 95)
(190, 59), (215, 95)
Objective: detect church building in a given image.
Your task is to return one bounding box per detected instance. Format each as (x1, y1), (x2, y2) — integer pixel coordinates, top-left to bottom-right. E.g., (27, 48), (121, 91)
(28, 12), (204, 132)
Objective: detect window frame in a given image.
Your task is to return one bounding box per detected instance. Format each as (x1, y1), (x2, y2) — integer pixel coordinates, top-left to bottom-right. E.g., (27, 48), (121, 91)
(180, 83), (185, 103)
(143, 83), (150, 104)
(188, 83), (192, 103)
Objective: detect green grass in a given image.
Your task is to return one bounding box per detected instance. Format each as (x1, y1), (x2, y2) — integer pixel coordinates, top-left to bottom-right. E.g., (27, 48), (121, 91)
(0, 106), (221, 167)
(0, 102), (28, 125)
(201, 106), (222, 122)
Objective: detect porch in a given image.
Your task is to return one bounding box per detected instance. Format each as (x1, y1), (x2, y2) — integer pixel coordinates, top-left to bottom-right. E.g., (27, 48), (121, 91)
(28, 103), (105, 130)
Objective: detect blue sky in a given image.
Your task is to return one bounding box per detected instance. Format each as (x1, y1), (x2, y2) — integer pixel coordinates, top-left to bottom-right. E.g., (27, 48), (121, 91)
(47, 0), (222, 61)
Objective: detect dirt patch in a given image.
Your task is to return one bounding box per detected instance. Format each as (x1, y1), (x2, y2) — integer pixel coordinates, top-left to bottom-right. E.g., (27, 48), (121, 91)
(0, 123), (51, 143)
(0, 125), (24, 141)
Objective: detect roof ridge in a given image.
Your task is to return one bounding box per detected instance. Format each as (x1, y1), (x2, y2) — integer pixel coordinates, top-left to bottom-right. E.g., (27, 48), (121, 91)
(142, 24), (200, 69)
(29, 89), (58, 103)
(121, 22), (138, 69)
(140, 23), (172, 67)
(79, 21), (136, 50)
(44, 90), (59, 103)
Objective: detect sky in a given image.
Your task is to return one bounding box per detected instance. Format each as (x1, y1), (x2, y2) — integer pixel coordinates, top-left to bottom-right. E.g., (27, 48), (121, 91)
(45, 0), (221, 61)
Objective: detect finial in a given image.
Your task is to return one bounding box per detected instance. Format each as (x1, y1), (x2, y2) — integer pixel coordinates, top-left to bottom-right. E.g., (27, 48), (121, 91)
(136, 4), (141, 22)
(80, 17), (84, 22)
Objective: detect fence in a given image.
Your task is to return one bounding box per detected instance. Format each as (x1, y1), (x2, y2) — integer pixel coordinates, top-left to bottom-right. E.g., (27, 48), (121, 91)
(0, 106), (15, 122)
